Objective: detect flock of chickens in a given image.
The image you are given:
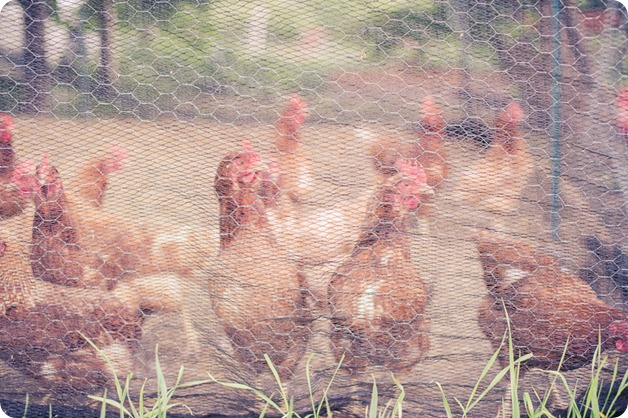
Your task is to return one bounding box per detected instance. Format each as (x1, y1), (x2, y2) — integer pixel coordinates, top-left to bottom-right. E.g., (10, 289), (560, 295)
(0, 92), (626, 407)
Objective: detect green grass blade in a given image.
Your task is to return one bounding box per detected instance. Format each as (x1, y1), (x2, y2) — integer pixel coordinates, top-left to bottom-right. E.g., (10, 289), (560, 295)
(522, 392), (534, 416)
(464, 353), (532, 413)
(316, 353), (344, 418)
(599, 359), (619, 413)
(264, 354), (290, 412)
(154, 344), (169, 415)
(208, 373), (284, 412)
(505, 313), (520, 418)
(122, 372), (139, 418)
(436, 383), (454, 418)
(138, 379), (148, 416)
(22, 393), (28, 418)
(99, 389), (108, 418)
(259, 399), (270, 418)
(546, 371), (583, 418)
(465, 331), (507, 410)
(390, 375), (405, 418)
(88, 396), (133, 417)
(80, 334), (130, 418)
(378, 399), (391, 418)
(177, 378), (215, 388)
(368, 376), (378, 418)
(454, 397), (465, 416)
(305, 354), (317, 416)
(287, 396), (295, 418)
(605, 367), (628, 416)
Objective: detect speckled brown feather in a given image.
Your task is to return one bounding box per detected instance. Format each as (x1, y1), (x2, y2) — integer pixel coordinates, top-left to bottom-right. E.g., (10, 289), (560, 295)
(212, 141), (312, 379)
(328, 174), (430, 373)
(0, 239), (146, 392)
(476, 234), (627, 371)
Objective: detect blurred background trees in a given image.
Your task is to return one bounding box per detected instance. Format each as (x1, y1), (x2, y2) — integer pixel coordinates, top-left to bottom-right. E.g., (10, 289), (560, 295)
(0, 0), (625, 118)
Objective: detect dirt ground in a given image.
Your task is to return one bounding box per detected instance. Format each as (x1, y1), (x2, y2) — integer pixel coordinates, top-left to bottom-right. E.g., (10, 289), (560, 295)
(0, 104), (625, 416)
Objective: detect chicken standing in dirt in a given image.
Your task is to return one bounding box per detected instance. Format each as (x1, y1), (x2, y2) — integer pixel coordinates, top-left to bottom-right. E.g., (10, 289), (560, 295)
(476, 233), (628, 372)
(266, 94), (370, 265)
(30, 155), (86, 286)
(27, 150), (203, 348)
(370, 96), (447, 217)
(457, 102), (529, 217)
(211, 139), (311, 379)
(271, 94), (314, 203)
(29, 150), (201, 290)
(0, 114), (36, 220)
(29, 152), (153, 289)
(328, 157), (431, 373)
(0, 238), (147, 393)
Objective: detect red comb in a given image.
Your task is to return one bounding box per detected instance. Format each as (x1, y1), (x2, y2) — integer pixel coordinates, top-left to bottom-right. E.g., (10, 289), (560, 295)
(503, 102), (524, 124)
(103, 144), (128, 173)
(0, 114), (13, 130)
(284, 94), (309, 123)
(394, 158), (427, 185)
(12, 159), (36, 196)
(0, 114), (13, 144)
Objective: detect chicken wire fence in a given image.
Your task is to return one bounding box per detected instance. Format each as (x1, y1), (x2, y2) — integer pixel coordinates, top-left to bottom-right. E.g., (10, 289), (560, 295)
(0, 0), (626, 416)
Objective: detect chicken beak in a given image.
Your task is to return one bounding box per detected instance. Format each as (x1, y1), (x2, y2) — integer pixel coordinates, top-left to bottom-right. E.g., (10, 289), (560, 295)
(419, 184), (435, 196)
(251, 157), (269, 175)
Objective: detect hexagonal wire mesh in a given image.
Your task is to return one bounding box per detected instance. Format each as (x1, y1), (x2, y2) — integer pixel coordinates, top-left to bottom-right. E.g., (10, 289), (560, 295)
(0, 0), (626, 416)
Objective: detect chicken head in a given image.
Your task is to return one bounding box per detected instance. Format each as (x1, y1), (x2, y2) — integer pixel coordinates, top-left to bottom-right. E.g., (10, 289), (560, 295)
(0, 113), (13, 144)
(610, 321), (628, 352)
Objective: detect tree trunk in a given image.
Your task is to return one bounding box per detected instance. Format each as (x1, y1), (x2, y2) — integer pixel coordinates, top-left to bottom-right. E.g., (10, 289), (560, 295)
(19, 0), (51, 114)
(95, 0), (115, 99)
(489, 1), (554, 130)
(244, 3), (269, 56)
(71, 25), (90, 114)
(450, 0), (472, 102)
(561, 0), (595, 89)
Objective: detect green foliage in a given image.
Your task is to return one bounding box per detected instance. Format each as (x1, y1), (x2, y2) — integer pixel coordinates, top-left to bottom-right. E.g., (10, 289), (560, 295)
(365, 375), (404, 418)
(116, 0), (211, 29)
(578, 0), (607, 11)
(83, 335), (212, 418)
(438, 307), (628, 418)
(0, 78), (23, 113)
(437, 328), (534, 417)
(209, 353), (344, 418)
(363, 3), (452, 55)
(76, 319), (626, 418)
(548, 343), (628, 418)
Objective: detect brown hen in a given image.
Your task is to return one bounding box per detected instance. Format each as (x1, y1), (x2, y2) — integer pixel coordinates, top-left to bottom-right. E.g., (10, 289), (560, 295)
(212, 139), (311, 379)
(457, 102), (530, 217)
(370, 96), (447, 217)
(266, 94), (370, 265)
(0, 239), (147, 393)
(0, 114), (36, 219)
(476, 233), (628, 371)
(328, 157), (431, 373)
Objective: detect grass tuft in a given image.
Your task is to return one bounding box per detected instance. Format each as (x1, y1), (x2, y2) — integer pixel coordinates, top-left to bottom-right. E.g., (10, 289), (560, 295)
(81, 334), (212, 418)
(69, 327), (626, 418)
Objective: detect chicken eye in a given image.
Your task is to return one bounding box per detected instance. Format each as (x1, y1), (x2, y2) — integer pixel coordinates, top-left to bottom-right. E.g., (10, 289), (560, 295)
(397, 182), (409, 192)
